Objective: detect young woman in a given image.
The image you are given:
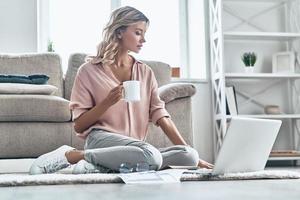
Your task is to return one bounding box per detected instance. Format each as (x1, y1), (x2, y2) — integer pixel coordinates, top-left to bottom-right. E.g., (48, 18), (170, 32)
(30, 6), (213, 175)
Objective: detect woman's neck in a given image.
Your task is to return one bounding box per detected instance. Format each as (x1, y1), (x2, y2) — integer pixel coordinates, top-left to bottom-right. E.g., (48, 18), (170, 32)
(114, 52), (132, 68)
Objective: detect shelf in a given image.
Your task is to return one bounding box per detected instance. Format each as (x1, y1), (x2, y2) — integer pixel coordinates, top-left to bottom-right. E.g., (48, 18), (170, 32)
(269, 151), (300, 160)
(225, 73), (300, 79)
(268, 156), (300, 161)
(224, 32), (300, 41)
(226, 114), (300, 119)
(224, 0), (289, 2)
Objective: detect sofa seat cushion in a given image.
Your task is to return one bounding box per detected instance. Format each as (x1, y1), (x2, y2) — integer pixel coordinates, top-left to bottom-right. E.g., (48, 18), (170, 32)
(0, 95), (71, 122)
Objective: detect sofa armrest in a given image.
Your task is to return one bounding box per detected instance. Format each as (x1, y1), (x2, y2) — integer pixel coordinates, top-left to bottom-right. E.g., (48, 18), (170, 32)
(158, 83), (196, 104)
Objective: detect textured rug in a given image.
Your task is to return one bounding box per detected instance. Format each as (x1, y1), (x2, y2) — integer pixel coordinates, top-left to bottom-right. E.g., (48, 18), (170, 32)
(1, 170), (300, 187)
(181, 170), (300, 181)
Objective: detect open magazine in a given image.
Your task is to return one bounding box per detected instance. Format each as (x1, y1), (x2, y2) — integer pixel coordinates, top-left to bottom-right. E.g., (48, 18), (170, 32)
(117, 169), (187, 184)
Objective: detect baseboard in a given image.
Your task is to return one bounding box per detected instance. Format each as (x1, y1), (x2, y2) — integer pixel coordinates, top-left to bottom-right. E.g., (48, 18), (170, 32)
(0, 158), (34, 173)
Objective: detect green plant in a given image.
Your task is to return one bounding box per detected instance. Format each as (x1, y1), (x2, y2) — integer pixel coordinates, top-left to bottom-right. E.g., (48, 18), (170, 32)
(47, 40), (55, 52)
(241, 52), (257, 67)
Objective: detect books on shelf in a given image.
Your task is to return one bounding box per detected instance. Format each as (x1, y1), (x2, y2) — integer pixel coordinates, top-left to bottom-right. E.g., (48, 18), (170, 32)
(270, 150), (300, 157)
(225, 86), (238, 115)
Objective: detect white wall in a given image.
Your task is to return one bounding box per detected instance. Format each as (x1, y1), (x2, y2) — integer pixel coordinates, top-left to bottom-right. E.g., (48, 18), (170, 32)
(0, 0), (37, 53)
(192, 82), (214, 163)
(192, 0), (214, 163)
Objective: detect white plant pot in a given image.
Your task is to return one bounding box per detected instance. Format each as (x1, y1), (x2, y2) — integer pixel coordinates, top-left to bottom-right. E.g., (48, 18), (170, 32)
(244, 67), (254, 73)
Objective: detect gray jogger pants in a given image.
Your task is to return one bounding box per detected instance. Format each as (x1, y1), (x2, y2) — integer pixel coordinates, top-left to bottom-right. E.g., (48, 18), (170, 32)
(83, 129), (199, 171)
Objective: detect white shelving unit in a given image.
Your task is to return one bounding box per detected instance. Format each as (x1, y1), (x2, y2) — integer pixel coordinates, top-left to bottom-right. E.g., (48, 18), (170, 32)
(224, 32), (300, 41)
(226, 114), (300, 119)
(269, 156), (300, 161)
(225, 73), (300, 79)
(209, 0), (300, 162)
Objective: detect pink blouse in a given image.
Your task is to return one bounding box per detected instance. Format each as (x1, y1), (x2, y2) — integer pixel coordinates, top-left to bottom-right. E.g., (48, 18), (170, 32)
(69, 58), (170, 140)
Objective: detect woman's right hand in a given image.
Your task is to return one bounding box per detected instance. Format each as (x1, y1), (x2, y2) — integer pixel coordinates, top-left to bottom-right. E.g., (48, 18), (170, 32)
(74, 84), (123, 133)
(103, 84), (123, 108)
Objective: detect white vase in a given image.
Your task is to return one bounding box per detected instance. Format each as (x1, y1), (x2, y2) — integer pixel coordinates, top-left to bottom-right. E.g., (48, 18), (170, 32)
(244, 67), (254, 73)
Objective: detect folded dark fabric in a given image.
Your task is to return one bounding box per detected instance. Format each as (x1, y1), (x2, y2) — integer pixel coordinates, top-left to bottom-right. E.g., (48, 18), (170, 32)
(0, 74), (49, 84)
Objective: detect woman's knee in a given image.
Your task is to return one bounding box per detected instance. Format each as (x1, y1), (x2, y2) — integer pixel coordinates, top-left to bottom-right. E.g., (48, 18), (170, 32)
(167, 145), (199, 166)
(143, 144), (163, 170)
(184, 146), (199, 166)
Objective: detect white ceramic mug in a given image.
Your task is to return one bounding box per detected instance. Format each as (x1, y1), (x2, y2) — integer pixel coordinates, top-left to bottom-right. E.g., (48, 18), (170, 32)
(123, 80), (140, 102)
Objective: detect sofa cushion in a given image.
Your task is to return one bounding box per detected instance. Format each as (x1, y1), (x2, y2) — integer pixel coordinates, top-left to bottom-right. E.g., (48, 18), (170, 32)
(65, 53), (88, 100)
(142, 60), (171, 87)
(0, 95), (71, 122)
(0, 83), (57, 95)
(0, 53), (64, 97)
(158, 83), (196, 104)
(0, 74), (49, 84)
(0, 122), (73, 158)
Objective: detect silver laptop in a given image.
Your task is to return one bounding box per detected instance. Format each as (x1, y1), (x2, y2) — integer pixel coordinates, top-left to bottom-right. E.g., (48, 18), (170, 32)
(208, 117), (282, 175)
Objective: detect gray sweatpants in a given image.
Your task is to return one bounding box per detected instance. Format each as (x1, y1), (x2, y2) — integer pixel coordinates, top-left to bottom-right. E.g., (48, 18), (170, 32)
(84, 129), (199, 171)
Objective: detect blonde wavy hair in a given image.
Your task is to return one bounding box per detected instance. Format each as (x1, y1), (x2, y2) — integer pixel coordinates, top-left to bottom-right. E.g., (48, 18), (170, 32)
(87, 6), (149, 66)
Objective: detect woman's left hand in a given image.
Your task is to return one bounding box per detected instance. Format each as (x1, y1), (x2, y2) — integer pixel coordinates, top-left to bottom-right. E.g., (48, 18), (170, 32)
(198, 159), (214, 169)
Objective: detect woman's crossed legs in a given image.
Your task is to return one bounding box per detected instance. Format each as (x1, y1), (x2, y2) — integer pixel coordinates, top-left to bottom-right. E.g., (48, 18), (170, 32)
(29, 129), (199, 174)
(76, 129), (199, 171)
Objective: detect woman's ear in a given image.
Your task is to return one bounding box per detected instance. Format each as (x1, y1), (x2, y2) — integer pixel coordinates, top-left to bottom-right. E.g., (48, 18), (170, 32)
(116, 27), (126, 39)
(116, 29), (122, 39)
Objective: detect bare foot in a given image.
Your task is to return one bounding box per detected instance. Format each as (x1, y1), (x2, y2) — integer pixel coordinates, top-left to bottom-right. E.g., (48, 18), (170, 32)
(65, 149), (84, 164)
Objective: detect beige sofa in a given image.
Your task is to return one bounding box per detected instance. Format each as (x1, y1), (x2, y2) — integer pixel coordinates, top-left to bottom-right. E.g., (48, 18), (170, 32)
(0, 53), (196, 158)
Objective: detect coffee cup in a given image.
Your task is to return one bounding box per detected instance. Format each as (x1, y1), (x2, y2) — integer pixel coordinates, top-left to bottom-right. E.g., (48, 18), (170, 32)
(122, 80), (140, 102)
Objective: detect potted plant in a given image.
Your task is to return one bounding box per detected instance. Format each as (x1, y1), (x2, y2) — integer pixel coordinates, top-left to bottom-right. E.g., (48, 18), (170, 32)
(241, 52), (257, 73)
(47, 40), (55, 52)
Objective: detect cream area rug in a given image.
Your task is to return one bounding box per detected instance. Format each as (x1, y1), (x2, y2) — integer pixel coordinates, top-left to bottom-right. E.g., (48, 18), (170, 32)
(1, 169), (300, 187)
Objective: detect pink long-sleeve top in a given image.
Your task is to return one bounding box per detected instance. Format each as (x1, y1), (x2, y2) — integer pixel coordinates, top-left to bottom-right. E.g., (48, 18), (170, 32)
(69, 58), (170, 140)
